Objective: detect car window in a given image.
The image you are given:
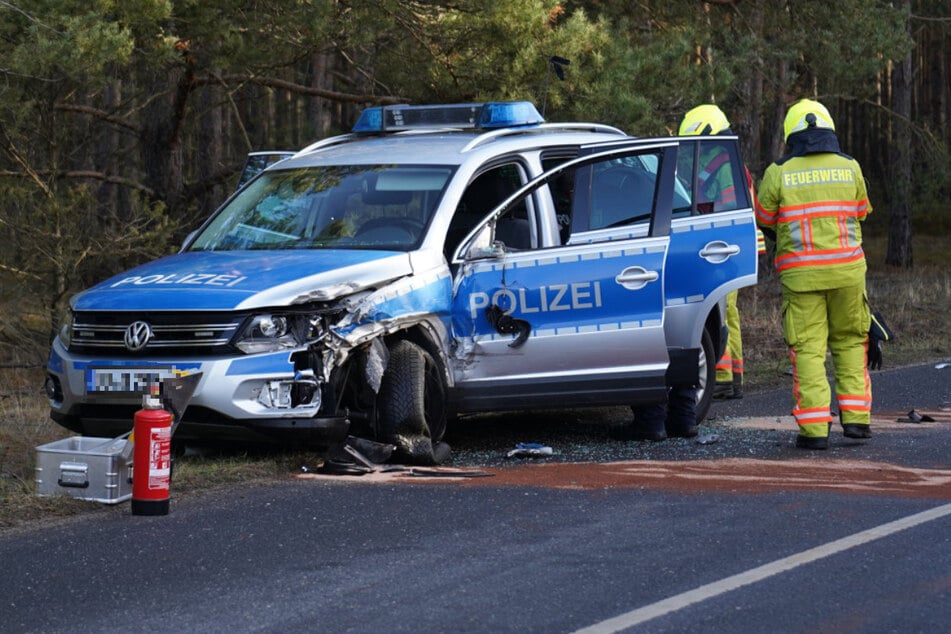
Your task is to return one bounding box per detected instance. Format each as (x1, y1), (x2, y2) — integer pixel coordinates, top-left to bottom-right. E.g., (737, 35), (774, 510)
(190, 165), (454, 252)
(675, 139), (748, 216)
(446, 163), (529, 258)
(454, 145), (675, 260)
(236, 151), (295, 190)
(674, 145), (696, 217)
(587, 155), (659, 231)
(541, 154), (578, 244)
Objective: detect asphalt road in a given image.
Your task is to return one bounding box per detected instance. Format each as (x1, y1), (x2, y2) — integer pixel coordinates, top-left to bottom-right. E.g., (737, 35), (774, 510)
(2, 362), (949, 633)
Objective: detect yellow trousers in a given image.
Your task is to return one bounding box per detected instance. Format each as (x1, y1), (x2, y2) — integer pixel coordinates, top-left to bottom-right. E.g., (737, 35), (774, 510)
(782, 285), (872, 438)
(716, 291), (743, 384)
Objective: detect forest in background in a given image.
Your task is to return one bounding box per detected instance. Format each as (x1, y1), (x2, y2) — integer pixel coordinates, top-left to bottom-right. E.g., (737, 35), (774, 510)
(1, 0), (949, 365)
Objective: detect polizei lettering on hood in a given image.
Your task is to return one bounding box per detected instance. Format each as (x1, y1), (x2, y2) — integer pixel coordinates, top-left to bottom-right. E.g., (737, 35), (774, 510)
(110, 273), (249, 288)
(469, 281), (603, 318)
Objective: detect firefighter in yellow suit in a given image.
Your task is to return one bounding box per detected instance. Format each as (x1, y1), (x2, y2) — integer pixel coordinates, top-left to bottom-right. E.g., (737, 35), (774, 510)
(756, 99), (872, 450)
(678, 105), (765, 400)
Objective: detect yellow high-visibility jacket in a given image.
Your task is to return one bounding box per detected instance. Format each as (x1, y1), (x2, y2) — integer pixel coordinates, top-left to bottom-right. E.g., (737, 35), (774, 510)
(756, 152), (871, 291)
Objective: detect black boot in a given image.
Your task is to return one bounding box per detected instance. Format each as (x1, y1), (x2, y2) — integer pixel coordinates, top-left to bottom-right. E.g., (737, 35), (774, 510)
(731, 374), (744, 399)
(842, 423), (871, 439)
(796, 435), (829, 450)
(712, 382), (734, 399)
(665, 385), (698, 438)
(611, 403), (667, 441)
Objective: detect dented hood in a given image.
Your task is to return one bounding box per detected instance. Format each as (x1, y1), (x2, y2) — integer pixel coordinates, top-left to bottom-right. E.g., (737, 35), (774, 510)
(72, 250), (413, 311)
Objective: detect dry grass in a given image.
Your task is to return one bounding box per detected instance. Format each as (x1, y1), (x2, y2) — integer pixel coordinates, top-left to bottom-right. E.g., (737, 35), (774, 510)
(740, 219), (950, 392)
(741, 265), (950, 392)
(1, 226), (948, 531)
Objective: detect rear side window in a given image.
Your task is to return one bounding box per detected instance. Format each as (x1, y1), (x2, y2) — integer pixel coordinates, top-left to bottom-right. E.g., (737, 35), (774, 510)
(675, 140), (749, 216)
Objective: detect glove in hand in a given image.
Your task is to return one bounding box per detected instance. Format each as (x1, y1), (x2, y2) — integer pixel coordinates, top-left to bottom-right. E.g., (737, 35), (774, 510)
(868, 337), (883, 370)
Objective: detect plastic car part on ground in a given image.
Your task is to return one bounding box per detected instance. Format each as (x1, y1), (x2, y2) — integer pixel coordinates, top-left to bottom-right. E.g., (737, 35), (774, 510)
(312, 435), (491, 478)
(505, 443), (554, 458)
(898, 410), (936, 423)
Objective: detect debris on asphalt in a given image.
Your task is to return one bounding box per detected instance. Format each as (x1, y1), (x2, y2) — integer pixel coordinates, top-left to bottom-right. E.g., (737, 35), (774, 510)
(696, 434), (720, 445)
(506, 443), (554, 458)
(899, 410), (936, 423)
(301, 435), (494, 479)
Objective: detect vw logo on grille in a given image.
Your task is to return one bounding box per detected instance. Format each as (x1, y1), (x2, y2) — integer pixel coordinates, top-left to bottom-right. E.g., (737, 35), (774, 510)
(124, 321), (153, 352)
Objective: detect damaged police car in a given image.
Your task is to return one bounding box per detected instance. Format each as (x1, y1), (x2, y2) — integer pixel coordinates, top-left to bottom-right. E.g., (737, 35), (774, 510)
(46, 101), (758, 464)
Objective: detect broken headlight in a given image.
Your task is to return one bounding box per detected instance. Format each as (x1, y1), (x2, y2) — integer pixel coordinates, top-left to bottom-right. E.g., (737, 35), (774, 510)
(235, 313), (326, 354)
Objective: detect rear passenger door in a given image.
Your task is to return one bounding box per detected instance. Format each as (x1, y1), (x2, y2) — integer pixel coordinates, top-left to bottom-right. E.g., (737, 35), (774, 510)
(449, 141), (678, 413)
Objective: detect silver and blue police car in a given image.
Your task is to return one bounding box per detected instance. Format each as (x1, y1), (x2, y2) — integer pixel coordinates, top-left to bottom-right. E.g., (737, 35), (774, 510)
(46, 101), (758, 463)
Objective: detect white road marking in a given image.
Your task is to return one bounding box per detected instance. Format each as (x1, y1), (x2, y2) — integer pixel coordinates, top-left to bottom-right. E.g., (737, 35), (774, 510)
(573, 502), (951, 634)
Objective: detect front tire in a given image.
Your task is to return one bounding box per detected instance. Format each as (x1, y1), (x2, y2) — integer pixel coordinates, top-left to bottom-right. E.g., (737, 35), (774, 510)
(376, 339), (448, 464)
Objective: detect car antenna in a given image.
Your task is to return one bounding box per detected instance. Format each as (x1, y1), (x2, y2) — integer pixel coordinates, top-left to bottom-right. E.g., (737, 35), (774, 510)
(541, 55), (571, 117)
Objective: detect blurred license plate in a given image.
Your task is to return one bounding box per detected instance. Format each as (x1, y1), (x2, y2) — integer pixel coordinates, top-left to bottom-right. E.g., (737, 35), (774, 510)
(85, 366), (176, 396)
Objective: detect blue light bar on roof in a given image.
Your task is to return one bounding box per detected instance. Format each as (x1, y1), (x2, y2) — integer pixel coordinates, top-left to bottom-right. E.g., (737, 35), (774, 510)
(352, 101), (544, 133)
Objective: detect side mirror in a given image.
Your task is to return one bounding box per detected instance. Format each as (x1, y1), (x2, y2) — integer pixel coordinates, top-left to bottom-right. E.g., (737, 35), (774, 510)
(462, 222), (505, 260)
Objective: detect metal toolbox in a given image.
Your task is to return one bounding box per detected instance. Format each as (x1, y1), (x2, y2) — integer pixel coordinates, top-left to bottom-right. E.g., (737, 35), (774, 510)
(35, 436), (133, 504)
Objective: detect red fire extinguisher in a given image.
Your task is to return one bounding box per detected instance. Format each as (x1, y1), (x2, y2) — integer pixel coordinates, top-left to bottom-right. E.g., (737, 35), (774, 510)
(131, 391), (173, 516)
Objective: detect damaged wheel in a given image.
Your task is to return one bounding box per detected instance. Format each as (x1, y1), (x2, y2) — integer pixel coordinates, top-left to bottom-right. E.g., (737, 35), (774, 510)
(376, 339), (448, 464)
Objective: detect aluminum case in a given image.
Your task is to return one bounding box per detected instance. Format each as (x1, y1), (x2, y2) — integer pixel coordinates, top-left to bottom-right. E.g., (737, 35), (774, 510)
(35, 436), (133, 504)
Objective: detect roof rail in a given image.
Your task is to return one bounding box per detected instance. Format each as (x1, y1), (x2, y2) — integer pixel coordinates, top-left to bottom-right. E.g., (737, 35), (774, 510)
(297, 133), (361, 155)
(538, 122), (627, 135)
(461, 122), (626, 153)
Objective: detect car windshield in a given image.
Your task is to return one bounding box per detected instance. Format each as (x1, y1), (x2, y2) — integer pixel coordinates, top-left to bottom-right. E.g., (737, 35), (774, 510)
(189, 165), (455, 252)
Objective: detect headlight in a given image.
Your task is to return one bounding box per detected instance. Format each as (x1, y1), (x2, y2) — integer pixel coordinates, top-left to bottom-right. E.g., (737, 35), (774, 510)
(58, 310), (74, 348)
(259, 316), (288, 338)
(234, 313), (326, 354)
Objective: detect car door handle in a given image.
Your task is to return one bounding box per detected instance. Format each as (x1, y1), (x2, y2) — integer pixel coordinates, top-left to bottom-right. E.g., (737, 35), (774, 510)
(699, 240), (741, 263)
(616, 266), (659, 291)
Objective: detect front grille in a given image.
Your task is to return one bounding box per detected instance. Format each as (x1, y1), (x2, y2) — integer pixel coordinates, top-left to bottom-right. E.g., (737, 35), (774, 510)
(70, 311), (245, 356)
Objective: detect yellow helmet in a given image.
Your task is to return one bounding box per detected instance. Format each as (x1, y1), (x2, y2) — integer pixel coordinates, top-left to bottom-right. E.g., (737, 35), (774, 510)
(679, 104), (731, 136)
(783, 99), (835, 141)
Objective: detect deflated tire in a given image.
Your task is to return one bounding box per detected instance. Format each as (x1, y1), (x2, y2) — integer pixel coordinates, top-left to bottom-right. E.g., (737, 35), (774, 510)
(376, 339), (448, 465)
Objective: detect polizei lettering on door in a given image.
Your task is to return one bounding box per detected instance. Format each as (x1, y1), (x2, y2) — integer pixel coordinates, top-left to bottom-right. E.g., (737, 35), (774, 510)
(468, 281), (603, 318)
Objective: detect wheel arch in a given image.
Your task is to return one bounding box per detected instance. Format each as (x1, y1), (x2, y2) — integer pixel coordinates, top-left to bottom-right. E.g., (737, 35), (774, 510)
(703, 306), (725, 361)
(385, 321), (453, 389)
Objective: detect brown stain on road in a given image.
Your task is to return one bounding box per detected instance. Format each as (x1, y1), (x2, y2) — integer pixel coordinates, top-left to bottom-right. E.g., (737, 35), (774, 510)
(452, 458), (951, 499)
(298, 410), (951, 499)
(299, 456), (951, 500)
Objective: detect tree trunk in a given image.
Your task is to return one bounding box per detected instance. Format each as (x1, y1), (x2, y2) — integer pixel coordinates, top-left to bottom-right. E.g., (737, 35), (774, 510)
(309, 49), (334, 139)
(140, 66), (187, 214)
(927, 15), (948, 139)
(885, 1), (913, 268)
(764, 58), (787, 165)
(737, 0), (764, 176)
(197, 81), (225, 219)
(95, 78), (121, 223)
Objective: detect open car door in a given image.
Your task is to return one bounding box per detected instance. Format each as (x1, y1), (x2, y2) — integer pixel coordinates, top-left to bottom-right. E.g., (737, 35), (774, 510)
(449, 140), (680, 413)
